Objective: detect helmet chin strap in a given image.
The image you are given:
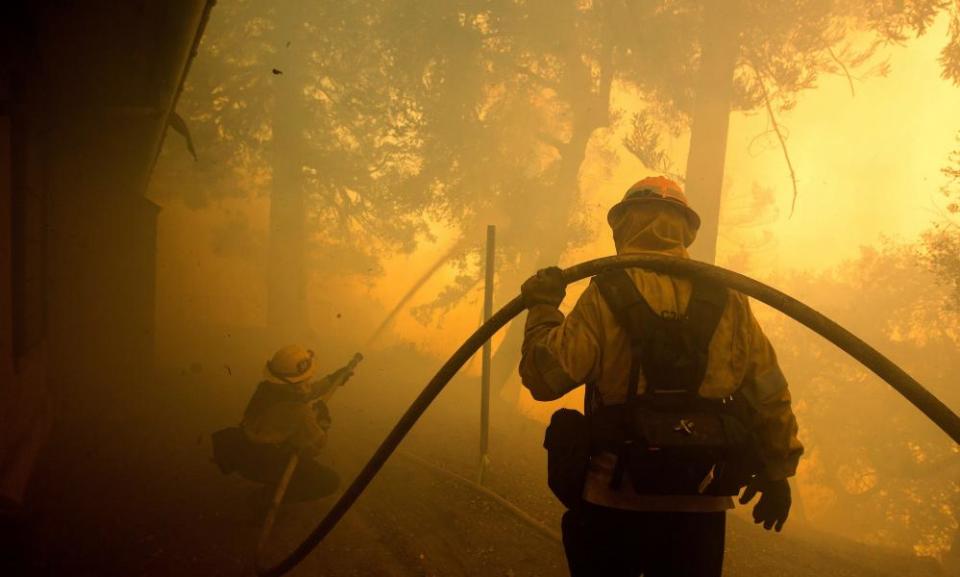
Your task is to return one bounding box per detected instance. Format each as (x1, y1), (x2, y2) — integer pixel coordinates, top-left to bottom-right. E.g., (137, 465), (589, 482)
(256, 254), (960, 577)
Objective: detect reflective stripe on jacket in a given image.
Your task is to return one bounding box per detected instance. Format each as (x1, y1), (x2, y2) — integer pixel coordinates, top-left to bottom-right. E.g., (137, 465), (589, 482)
(519, 206), (803, 512)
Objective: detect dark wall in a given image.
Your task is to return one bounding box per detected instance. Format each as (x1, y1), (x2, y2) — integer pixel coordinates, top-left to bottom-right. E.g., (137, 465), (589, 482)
(1, 0), (52, 512)
(0, 0), (214, 514)
(37, 0), (211, 421)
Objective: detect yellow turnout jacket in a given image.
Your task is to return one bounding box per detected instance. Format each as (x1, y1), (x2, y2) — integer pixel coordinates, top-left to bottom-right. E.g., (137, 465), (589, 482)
(240, 377), (337, 455)
(520, 206), (803, 512)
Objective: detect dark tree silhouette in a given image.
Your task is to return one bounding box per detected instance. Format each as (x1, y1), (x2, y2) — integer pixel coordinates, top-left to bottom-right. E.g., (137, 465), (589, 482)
(621, 0), (960, 262)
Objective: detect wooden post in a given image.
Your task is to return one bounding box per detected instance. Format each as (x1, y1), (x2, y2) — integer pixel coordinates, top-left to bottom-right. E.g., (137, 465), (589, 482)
(478, 225), (495, 484)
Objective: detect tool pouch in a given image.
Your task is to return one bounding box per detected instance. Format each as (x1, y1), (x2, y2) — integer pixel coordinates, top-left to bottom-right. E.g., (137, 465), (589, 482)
(211, 426), (247, 475)
(630, 406), (753, 496)
(543, 408), (591, 509)
(591, 402), (757, 496)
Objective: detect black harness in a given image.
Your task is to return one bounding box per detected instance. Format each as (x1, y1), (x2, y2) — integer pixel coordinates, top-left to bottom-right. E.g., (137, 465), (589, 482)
(589, 269), (756, 496)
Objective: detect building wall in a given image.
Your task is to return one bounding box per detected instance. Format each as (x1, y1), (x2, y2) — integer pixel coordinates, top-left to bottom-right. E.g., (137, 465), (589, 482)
(0, 0), (213, 510)
(0, 3), (52, 508)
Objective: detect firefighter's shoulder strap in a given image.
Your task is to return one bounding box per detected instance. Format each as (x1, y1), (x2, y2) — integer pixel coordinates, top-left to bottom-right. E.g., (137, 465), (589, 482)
(686, 275), (729, 368)
(593, 268), (728, 396)
(593, 269), (657, 400)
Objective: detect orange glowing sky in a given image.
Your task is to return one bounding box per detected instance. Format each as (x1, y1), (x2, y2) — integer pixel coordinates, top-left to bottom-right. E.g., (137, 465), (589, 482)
(713, 21), (958, 271)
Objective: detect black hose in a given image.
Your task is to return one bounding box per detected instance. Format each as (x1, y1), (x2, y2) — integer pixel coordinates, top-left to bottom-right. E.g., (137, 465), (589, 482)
(255, 254), (960, 576)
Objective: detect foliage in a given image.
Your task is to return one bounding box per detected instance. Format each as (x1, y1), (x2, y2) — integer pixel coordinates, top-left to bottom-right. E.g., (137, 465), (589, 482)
(767, 241), (960, 556)
(160, 0), (960, 277)
(163, 0), (628, 285)
(382, 0), (630, 320)
(923, 131), (960, 311)
(943, 8), (960, 83)
(164, 1), (467, 271)
(157, 0), (960, 332)
(619, 0), (960, 183)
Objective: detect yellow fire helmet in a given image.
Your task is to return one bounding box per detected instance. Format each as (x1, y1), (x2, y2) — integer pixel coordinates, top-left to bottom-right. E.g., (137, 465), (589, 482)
(264, 344), (318, 385)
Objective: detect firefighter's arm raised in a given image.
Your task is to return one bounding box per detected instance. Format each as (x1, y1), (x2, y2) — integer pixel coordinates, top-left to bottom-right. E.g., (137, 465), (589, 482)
(519, 268), (603, 401)
(308, 353), (363, 401)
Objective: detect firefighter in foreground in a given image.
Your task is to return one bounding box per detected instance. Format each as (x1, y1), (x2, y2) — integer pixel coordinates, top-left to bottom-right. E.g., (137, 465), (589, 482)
(212, 346), (362, 507)
(519, 177), (803, 576)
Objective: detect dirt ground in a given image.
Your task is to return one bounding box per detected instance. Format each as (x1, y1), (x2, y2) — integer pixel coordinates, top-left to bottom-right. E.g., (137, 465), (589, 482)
(16, 354), (944, 576)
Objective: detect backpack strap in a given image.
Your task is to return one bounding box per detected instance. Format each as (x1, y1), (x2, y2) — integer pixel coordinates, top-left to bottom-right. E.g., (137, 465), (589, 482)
(685, 280), (728, 388)
(593, 269), (660, 489)
(594, 269), (730, 397)
(592, 269), (729, 491)
(593, 269), (660, 401)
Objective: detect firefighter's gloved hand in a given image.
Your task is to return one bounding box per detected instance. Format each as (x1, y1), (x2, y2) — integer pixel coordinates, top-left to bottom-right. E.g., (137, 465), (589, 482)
(331, 367), (354, 384)
(740, 476), (791, 532)
(521, 267), (566, 308)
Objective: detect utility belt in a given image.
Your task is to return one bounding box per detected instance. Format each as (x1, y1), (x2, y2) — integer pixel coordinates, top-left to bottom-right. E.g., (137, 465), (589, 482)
(543, 398), (760, 508)
(590, 398), (759, 497)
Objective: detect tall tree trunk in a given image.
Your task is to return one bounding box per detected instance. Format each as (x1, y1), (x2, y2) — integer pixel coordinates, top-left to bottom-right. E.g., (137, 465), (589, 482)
(266, 7), (309, 338)
(493, 68), (612, 401)
(488, 23), (617, 400)
(683, 0), (740, 264)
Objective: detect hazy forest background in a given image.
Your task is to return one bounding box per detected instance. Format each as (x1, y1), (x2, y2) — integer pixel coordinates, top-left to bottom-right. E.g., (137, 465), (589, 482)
(148, 0), (960, 565)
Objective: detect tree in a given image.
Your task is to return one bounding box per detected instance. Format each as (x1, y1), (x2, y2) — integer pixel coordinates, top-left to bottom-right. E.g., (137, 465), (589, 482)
(354, 1), (629, 397)
(924, 132), (960, 311)
(622, 0), (960, 262)
(157, 0), (960, 377)
(461, 0), (624, 397)
(767, 241), (960, 557)
(370, 0), (960, 398)
(158, 0), (461, 334)
(480, 0), (960, 395)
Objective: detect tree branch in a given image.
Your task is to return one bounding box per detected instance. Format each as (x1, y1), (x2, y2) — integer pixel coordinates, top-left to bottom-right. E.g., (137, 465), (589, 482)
(750, 62), (800, 218)
(828, 46), (856, 97)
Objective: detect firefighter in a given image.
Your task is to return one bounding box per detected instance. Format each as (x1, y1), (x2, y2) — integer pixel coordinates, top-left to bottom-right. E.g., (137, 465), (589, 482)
(212, 346), (361, 507)
(519, 177), (803, 577)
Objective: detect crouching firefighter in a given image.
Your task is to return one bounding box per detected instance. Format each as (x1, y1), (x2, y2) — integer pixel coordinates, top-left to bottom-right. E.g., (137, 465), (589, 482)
(211, 346), (363, 505)
(519, 177), (803, 577)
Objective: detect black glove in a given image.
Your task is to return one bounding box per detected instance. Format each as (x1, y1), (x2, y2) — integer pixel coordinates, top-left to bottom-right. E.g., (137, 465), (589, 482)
(739, 476), (791, 532)
(521, 267), (566, 308)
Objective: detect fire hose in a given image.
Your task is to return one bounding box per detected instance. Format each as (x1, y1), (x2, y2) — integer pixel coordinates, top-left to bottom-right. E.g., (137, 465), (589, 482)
(255, 254), (960, 576)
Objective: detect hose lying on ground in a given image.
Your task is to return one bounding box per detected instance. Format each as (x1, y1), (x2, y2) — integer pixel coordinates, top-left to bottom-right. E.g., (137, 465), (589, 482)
(255, 254), (960, 577)
(257, 454), (300, 555)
